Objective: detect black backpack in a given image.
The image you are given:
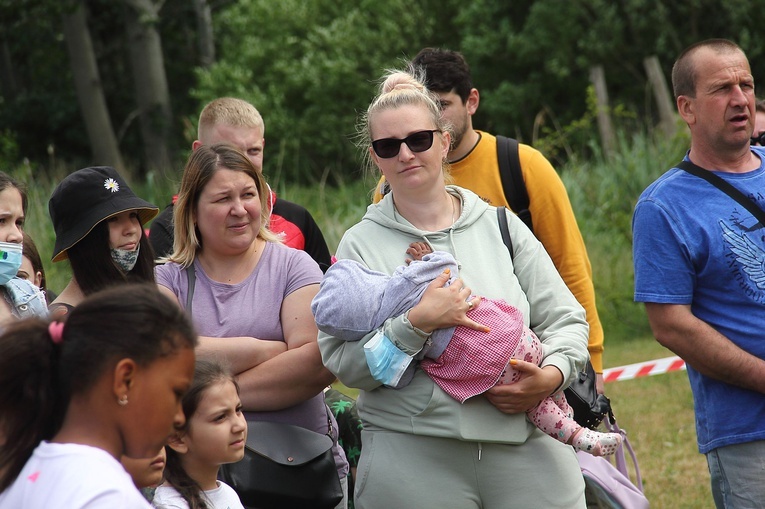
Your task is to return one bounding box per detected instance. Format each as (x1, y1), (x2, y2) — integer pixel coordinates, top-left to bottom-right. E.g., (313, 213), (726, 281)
(496, 135), (533, 232)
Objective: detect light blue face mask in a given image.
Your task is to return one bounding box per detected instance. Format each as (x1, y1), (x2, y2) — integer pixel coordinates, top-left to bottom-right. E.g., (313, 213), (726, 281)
(110, 244), (140, 273)
(0, 241), (23, 286)
(363, 330), (413, 386)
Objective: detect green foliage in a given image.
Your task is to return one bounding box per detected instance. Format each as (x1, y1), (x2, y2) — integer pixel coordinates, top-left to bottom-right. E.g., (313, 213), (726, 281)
(5, 0), (765, 185)
(457, 0), (765, 150)
(0, 129), (20, 167)
(560, 123), (689, 341)
(192, 0), (440, 184)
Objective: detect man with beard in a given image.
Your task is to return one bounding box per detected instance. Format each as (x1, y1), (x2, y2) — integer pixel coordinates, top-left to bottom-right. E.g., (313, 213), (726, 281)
(373, 47), (606, 391)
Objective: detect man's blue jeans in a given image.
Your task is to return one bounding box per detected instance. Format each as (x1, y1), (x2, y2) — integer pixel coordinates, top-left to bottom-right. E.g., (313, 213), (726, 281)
(707, 440), (765, 508)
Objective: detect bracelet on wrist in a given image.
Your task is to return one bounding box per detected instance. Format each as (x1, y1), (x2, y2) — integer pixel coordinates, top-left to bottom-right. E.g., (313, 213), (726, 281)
(405, 310), (432, 339)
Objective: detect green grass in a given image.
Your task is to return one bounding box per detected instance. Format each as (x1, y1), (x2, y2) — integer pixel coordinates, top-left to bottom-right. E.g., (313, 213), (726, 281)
(604, 338), (713, 509)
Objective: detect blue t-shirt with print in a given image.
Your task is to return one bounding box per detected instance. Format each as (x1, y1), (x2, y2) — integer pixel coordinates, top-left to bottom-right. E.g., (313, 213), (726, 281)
(633, 147), (765, 454)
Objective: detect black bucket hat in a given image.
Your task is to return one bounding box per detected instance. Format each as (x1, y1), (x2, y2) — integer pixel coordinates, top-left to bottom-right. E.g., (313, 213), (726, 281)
(49, 166), (159, 262)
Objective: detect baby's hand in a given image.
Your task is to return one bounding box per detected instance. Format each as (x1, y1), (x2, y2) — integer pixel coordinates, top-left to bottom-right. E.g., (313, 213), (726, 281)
(406, 241), (433, 264)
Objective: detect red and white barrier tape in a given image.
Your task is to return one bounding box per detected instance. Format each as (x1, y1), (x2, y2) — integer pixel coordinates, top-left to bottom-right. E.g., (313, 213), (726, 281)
(603, 355), (686, 383)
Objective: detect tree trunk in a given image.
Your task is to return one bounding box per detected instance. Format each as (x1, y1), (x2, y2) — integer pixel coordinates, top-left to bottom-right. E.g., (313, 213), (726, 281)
(0, 39), (19, 101)
(123, 0), (173, 177)
(61, 2), (125, 172)
(589, 65), (616, 159)
(643, 55), (678, 138)
(193, 0), (215, 68)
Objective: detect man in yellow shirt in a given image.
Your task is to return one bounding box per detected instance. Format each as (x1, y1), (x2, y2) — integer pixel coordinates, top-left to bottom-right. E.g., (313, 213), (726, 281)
(374, 47), (605, 391)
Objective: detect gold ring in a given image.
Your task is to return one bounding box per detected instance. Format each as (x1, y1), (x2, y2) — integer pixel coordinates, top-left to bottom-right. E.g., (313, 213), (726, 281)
(467, 300), (474, 310)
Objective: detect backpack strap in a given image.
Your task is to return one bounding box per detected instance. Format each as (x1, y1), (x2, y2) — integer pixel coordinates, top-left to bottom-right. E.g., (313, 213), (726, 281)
(497, 206), (514, 260)
(497, 135), (533, 233)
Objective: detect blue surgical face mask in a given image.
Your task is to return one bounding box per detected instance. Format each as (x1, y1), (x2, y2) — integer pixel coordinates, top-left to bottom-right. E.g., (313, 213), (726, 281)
(363, 330), (413, 386)
(111, 244), (140, 273)
(0, 241), (23, 286)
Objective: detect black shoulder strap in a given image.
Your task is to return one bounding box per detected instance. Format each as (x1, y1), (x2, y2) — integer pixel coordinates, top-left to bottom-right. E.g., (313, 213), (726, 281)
(676, 160), (765, 227)
(497, 135), (533, 233)
(497, 206), (513, 260)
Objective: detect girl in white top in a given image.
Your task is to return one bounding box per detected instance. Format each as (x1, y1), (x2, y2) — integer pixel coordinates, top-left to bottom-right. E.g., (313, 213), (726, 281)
(0, 284), (197, 509)
(153, 360), (247, 509)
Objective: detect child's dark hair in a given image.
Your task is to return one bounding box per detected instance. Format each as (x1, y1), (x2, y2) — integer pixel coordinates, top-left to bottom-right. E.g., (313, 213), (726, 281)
(0, 283), (198, 491)
(0, 171), (28, 215)
(67, 221), (156, 295)
(21, 232), (47, 296)
(164, 359), (239, 509)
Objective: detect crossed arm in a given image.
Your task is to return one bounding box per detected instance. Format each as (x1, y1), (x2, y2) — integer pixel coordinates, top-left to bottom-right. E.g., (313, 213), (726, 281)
(158, 283), (335, 411)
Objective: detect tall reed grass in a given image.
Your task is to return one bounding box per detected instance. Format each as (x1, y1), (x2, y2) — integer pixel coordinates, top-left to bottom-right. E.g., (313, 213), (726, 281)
(561, 127), (689, 342)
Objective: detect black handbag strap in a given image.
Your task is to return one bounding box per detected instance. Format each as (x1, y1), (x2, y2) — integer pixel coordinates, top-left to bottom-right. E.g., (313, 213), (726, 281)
(676, 159), (765, 227)
(185, 264), (195, 314)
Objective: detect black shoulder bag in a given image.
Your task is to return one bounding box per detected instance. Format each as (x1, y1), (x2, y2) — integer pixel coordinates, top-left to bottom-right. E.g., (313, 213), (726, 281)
(497, 207), (612, 429)
(185, 266), (343, 509)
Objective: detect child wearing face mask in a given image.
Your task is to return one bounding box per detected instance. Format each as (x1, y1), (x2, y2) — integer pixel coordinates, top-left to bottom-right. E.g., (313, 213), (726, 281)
(0, 172), (47, 323)
(47, 166), (159, 318)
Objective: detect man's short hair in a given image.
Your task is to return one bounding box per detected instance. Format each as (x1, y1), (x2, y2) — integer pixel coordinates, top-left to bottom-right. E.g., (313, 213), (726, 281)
(671, 39), (744, 99)
(197, 97), (265, 139)
(411, 48), (473, 103)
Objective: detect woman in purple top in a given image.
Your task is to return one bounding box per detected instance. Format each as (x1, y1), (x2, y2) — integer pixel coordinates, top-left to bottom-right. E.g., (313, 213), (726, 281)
(154, 143), (349, 508)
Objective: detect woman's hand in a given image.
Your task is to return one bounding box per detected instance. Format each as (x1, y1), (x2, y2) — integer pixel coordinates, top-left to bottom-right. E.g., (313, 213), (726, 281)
(406, 270), (488, 333)
(484, 360), (563, 414)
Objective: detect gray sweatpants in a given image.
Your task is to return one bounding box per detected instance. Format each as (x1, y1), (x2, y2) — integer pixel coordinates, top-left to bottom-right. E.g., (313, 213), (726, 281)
(354, 428), (585, 509)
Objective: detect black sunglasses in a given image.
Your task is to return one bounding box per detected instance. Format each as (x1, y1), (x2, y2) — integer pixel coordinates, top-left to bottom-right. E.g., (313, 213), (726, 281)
(371, 130), (440, 158)
(752, 132), (765, 146)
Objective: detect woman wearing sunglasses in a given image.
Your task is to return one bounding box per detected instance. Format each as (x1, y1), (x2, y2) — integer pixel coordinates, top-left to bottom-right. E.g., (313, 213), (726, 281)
(317, 69), (589, 509)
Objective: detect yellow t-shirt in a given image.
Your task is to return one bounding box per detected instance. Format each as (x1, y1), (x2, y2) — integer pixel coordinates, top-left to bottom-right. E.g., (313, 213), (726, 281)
(373, 131), (604, 372)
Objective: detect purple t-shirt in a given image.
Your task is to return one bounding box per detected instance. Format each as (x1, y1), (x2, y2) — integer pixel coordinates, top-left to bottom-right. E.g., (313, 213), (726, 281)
(156, 243), (349, 477)
(155, 242), (338, 435)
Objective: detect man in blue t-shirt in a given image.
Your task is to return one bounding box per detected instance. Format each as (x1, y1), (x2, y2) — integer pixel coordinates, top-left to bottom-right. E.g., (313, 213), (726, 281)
(633, 38), (765, 508)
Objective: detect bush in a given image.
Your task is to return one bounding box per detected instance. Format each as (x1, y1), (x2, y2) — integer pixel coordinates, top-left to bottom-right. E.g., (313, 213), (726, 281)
(560, 125), (689, 342)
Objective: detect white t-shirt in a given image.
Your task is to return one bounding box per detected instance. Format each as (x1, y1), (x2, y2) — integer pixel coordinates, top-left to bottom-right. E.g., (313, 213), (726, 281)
(0, 441), (150, 508)
(152, 481), (244, 509)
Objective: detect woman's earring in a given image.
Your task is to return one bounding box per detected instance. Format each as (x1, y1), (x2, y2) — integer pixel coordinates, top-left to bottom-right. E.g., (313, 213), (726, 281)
(117, 395), (129, 406)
